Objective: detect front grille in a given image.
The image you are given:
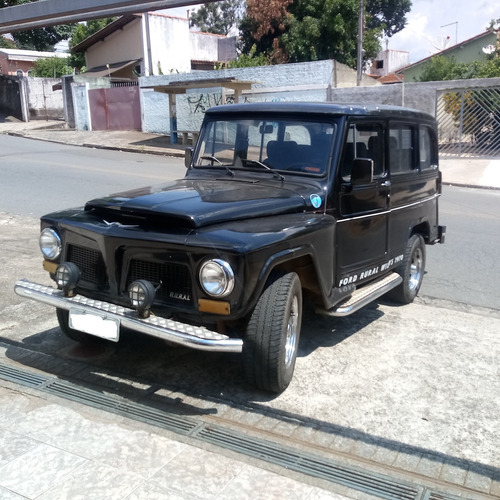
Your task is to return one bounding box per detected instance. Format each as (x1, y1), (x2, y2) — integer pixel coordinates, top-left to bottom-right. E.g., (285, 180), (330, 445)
(127, 259), (193, 306)
(67, 244), (108, 289)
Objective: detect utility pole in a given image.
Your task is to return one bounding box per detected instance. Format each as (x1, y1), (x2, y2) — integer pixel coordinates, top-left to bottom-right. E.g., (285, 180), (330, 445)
(356, 0), (364, 86)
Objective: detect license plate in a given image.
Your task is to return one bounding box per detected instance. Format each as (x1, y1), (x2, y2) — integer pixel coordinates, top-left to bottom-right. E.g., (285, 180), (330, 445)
(69, 308), (120, 342)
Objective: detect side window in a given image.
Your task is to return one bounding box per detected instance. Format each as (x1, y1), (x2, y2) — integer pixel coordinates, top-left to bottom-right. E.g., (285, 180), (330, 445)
(419, 126), (438, 170)
(389, 124), (417, 175)
(341, 123), (385, 180)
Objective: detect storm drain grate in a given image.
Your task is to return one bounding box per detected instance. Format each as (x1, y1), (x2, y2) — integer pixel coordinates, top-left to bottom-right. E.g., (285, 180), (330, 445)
(0, 362), (471, 500)
(0, 364), (48, 388)
(47, 380), (200, 435)
(196, 425), (420, 500)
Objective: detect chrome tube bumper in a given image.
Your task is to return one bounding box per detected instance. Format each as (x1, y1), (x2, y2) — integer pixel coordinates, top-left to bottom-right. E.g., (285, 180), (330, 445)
(14, 279), (243, 353)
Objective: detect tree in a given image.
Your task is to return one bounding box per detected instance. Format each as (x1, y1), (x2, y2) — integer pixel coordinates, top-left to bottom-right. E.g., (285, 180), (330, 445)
(239, 0), (411, 67)
(366, 0), (411, 37)
(190, 1), (243, 36)
(13, 24), (76, 51)
(30, 56), (72, 77)
(239, 0), (292, 62)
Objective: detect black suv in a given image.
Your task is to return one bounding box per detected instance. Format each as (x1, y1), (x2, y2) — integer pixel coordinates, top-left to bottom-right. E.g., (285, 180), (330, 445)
(16, 102), (445, 392)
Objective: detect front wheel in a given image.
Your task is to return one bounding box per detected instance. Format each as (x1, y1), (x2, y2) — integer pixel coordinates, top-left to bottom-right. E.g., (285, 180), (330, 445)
(243, 272), (302, 393)
(389, 234), (426, 304)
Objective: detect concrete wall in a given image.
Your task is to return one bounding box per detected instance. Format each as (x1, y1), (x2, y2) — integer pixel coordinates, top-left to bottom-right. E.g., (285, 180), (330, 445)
(72, 83), (92, 131)
(218, 36), (237, 62)
(190, 31), (220, 64)
(27, 77), (64, 119)
(147, 14), (191, 75)
(140, 59), (378, 134)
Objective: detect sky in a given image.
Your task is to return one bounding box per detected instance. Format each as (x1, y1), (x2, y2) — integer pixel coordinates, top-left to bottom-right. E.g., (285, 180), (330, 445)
(166, 1), (498, 64)
(387, 0), (498, 63)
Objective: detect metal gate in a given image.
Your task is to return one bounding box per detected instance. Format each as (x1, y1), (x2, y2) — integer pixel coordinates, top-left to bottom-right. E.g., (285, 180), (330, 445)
(436, 86), (500, 157)
(88, 85), (141, 131)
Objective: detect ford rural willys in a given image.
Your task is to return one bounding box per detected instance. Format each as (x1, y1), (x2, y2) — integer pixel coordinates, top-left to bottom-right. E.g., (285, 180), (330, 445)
(15, 102), (446, 393)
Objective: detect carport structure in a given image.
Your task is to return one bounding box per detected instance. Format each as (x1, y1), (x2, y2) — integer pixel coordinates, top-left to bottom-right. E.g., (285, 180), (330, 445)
(0, 0), (213, 33)
(145, 77), (256, 144)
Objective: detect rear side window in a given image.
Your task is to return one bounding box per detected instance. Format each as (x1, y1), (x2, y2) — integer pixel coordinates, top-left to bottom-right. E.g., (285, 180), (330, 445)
(419, 126), (438, 170)
(389, 124), (417, 175)
(341, 123), (385, 180)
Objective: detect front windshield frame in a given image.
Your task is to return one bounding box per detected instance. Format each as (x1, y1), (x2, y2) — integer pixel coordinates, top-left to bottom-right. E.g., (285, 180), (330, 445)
(193, 115), (338, 177)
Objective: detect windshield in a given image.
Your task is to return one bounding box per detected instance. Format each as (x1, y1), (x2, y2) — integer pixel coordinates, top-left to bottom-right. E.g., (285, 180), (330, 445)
(193, 117), (336, 176)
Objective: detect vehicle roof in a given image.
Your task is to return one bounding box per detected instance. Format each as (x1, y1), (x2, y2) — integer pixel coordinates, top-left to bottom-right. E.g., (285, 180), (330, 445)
(205, 101), (435, 121)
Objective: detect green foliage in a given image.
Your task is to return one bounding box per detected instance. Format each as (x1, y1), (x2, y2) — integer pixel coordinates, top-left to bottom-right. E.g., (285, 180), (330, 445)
(30, 56), (72, 77)
(366, 0), (412, 37)
(190, 1), (243, 35)
(239, 0), (410, 68)
(0, 0), (31, 7)
(418, 55), (500, 82)
(13, 24), (76, 52)
(223, 44), (269, 68)
(0, 35), (16, 48)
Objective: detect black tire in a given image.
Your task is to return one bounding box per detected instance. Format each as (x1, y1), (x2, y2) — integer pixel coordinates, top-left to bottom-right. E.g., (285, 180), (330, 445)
(389, 234), (426, 304)
(56, 308), (104, 344)
(243, 272), (302, 393)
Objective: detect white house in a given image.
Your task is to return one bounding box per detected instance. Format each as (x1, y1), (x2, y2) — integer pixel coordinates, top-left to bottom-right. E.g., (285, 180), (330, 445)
(72, 12), (237, 79)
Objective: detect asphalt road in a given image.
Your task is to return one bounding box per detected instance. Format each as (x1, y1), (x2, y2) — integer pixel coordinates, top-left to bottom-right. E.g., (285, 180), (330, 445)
(0, 135), (186, 217)
(1, 135), (498, 310)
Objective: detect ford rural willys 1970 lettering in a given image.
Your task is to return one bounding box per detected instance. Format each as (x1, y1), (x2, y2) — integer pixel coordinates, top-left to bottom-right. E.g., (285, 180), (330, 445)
(15, 102), (446, 393)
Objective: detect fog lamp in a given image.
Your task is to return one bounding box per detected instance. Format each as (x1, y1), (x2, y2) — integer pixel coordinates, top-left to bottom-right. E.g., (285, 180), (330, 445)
(55, 262), (81, 296)
(128, 280), (156, 318)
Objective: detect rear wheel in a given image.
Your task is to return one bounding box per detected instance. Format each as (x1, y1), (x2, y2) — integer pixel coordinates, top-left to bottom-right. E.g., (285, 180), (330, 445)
(389, 234), (426, 304)
(56, 308), (104, 344)
(243, 272), (302, 393)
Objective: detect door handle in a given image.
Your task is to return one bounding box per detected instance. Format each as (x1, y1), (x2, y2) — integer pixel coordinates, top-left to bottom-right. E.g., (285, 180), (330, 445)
(380, 180), (391, 187)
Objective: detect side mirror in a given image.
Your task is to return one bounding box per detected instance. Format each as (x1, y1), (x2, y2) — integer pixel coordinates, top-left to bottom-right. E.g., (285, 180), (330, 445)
(184, 147), (193, 169)
(351, 158), (374, 185)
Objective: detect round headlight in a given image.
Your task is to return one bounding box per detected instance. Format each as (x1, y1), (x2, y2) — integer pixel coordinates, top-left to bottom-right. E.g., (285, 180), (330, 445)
(39, 228), (61, 260)
(199, 259), (235, 297)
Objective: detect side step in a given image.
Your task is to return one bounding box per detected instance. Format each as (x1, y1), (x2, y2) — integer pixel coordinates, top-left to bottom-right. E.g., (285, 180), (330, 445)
(317, 272), (402, 317)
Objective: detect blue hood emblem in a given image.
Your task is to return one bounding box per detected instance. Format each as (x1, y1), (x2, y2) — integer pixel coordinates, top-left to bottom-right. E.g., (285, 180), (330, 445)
(310, 194), (322, 209)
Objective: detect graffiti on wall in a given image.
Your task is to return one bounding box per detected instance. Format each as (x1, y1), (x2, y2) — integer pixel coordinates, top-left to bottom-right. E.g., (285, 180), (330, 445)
(186, 92), (252, 113)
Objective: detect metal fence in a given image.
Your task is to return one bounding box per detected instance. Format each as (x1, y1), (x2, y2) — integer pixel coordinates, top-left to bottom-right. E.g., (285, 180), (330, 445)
(111, 81), (139, 87)
(436, 86), (500, 157)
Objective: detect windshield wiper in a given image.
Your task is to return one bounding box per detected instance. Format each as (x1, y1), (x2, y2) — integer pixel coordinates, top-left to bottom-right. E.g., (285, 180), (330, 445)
(200, 155), (234, 177)
(243, 159), (285, 181)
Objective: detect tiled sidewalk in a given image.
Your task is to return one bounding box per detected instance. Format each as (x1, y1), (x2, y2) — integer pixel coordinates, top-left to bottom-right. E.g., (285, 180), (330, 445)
(0, 382), (348, 500)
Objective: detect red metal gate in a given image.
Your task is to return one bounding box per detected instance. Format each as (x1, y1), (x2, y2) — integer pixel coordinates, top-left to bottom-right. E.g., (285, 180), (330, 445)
(88, 86), (141, 131)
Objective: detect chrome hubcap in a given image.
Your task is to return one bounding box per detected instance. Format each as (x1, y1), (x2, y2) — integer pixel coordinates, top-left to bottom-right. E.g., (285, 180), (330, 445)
(285, 295), (299, 368)
(408, 247), (423, 291)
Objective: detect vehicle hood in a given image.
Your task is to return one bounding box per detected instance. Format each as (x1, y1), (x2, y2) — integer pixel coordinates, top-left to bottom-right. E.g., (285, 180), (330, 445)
(85, 178), (321, 228)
